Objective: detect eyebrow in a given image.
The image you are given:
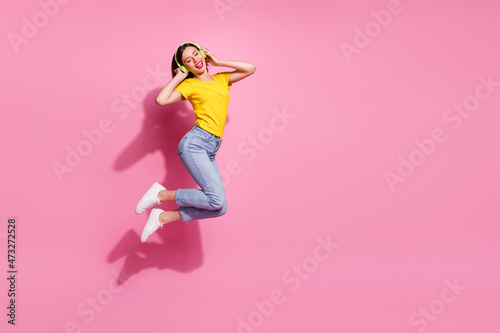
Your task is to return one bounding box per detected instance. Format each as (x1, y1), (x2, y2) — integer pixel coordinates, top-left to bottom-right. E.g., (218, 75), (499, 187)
(183, 49), (198, 63)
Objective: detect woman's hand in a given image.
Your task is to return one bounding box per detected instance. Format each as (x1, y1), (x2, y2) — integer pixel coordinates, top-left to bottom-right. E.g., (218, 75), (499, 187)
(174, 67), (189, 79)
(202, 47), (223, 67)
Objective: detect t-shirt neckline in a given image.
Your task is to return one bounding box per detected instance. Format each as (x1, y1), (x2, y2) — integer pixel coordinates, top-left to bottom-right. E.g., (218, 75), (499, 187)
(193, 75), (215, 82)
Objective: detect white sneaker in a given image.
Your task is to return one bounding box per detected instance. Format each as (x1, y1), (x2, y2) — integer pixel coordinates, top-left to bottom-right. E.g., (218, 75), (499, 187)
(141, 208), (164, 243)
(135, 182), (166, 214)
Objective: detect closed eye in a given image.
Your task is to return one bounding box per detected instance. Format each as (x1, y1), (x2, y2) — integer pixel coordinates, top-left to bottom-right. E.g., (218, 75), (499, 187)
(185, 51), (199, 64)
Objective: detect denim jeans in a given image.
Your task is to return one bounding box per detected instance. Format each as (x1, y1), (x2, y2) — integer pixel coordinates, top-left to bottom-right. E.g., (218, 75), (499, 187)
(175, 125), (227, 222)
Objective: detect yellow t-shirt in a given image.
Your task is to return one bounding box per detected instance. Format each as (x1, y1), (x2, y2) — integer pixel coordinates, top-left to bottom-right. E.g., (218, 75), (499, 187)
(174, 71), (232, 138)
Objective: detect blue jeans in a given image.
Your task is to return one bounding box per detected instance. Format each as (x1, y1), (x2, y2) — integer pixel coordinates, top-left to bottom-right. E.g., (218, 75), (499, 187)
(175, 125), (227, 222)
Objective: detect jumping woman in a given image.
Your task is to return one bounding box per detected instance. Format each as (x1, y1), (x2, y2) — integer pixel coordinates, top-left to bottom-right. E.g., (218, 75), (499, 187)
(136, 42), (256, 242)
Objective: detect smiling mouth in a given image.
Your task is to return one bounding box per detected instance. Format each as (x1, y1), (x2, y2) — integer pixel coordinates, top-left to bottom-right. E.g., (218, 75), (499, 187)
(195, 60), (203, 69)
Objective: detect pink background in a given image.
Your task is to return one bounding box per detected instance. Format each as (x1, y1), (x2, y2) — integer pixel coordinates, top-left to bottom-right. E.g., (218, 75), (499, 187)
(1, 0), (500, 332)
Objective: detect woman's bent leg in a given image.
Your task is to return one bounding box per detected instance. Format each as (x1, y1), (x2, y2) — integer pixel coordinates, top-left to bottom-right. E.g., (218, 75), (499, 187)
(178, 155), (227, 222)
(175, 127), (227, 222)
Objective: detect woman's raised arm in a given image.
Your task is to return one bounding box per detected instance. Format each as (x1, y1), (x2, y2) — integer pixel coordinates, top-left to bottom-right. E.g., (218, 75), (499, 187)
(201, 47), (256, 85)
(155, 70), (188, 105)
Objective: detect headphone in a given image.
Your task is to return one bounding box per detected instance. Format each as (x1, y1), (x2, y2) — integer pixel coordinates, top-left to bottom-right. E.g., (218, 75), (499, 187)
(175, 42), (206, 73)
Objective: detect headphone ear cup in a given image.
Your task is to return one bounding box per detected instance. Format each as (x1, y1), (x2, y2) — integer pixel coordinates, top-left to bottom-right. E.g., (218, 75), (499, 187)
(200, 49), (206, 58)
(180, 65), (188, 73)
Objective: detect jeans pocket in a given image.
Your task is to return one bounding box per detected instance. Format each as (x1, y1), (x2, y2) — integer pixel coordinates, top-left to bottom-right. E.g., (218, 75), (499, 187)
(194, 130), (210, 142)
(213, 139), (222, 155)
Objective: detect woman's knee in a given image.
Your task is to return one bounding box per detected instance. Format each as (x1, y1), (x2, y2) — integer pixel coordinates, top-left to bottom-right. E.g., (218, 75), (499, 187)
(219, 200), (227, 216)
(208, 192), (226, 211)
(209, 196), (226, 210)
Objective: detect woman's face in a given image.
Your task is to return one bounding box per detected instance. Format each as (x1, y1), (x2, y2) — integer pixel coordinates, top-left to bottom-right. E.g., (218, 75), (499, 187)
(181, 46), (206, 74)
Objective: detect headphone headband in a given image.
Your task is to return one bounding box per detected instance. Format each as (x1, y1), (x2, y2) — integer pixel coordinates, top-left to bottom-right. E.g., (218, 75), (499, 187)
(175, 42), (206, 73)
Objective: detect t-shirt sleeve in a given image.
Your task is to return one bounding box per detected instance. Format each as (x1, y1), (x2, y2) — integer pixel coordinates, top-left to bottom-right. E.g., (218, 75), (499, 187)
(174, 80), (191, 99)
(218, 71), (233, 90)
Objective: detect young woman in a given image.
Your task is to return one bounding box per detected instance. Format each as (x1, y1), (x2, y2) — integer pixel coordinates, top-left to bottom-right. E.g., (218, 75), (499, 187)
(136, 42), (256, 242)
